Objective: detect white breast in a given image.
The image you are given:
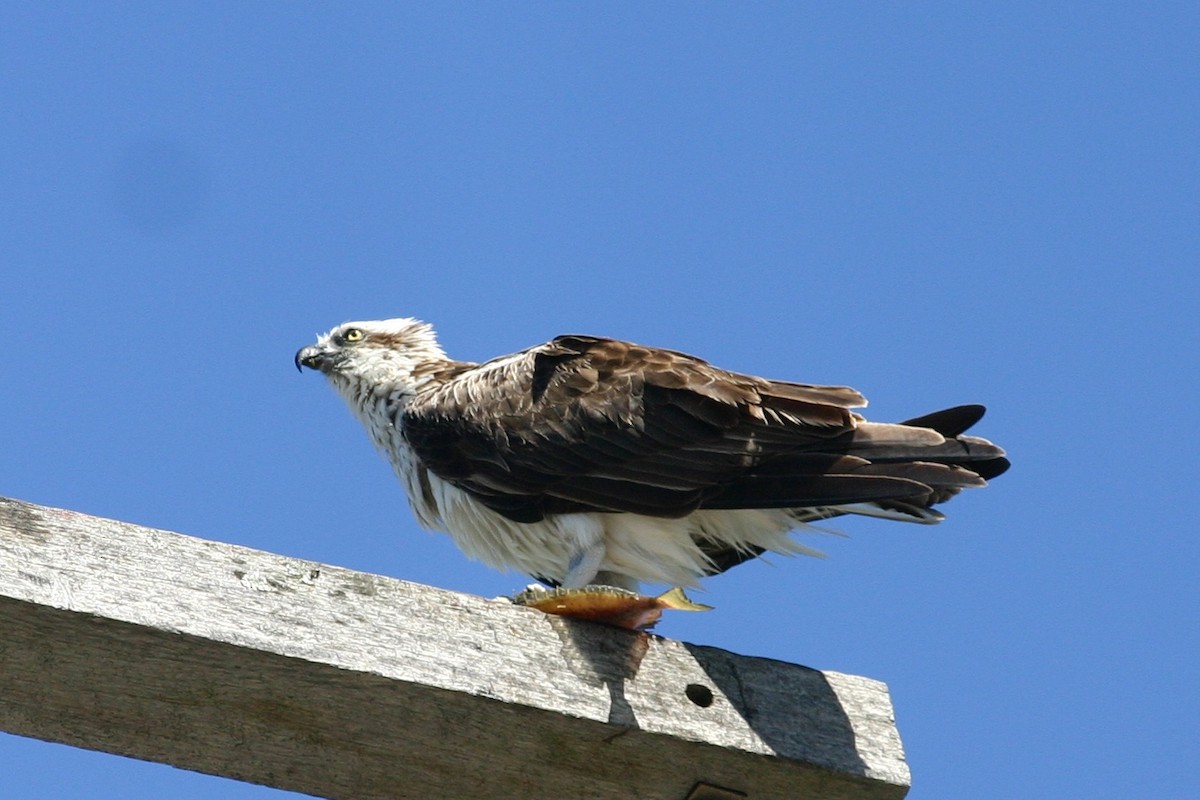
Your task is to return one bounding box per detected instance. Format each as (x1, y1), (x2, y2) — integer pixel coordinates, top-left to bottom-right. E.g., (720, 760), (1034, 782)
(348, 380), (822, 589)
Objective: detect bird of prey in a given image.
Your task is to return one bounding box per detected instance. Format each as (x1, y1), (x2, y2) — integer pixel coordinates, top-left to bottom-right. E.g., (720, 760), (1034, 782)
(296, 318), (1008, 595)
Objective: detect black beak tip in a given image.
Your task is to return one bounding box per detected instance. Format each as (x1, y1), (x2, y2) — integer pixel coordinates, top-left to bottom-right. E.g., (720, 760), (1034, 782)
(294, 348), (308, 373)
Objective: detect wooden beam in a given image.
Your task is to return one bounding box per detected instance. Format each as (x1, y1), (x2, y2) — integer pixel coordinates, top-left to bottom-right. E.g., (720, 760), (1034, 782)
(0, 496), (910, 799)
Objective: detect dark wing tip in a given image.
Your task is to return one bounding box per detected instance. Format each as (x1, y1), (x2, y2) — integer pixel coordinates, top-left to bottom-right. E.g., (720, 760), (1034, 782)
(901, 404), (987, 437)
(972, 456), (1011, 481)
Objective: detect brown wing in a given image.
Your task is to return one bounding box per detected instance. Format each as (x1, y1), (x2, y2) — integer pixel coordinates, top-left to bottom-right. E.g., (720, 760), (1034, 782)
(401, 335), (1008, 527)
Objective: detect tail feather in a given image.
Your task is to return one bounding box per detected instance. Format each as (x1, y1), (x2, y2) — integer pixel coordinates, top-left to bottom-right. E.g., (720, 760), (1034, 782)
(845, 421), (1007, 464)
(900, 404), (987, 437)
(698, 404), (1007, 575)
(809, 501), (945, 525)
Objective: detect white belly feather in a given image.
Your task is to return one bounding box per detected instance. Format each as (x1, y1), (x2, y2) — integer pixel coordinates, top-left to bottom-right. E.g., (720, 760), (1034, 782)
(388, 434), (820, 589)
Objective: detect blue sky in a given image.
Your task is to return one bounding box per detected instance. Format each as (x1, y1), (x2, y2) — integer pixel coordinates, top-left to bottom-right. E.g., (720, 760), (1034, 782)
(2, 3), (1197, 798)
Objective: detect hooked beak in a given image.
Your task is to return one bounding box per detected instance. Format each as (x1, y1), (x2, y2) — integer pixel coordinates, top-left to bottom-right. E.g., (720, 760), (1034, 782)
(295, 344), (336, 374)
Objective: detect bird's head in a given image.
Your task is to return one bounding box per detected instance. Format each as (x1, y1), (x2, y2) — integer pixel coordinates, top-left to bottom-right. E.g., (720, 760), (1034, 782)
(295, 318), (448, 390)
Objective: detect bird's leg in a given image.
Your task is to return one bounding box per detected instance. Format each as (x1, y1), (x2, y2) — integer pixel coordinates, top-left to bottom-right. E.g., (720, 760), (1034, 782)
(592, 570), (639, 592)
(562, 552), (639, 592)
(560, 545), (605, 589)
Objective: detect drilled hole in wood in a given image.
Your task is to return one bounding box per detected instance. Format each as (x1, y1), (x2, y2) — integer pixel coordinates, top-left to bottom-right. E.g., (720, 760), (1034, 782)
(685, 683), (714, 708)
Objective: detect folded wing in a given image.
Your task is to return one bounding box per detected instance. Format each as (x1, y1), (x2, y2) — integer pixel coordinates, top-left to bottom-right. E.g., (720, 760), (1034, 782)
(401, 335), (1009, 540)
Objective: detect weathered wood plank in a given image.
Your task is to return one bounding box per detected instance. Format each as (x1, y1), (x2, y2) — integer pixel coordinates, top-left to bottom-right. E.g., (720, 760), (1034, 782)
(0, 496), (909, 799)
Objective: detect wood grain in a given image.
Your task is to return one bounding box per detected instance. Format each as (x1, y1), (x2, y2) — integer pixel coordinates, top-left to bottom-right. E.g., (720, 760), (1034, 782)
(0, 496), (909, 799)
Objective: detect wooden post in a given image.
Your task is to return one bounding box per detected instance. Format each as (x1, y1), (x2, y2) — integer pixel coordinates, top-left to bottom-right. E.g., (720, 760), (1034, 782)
(0, 496), (910, 799)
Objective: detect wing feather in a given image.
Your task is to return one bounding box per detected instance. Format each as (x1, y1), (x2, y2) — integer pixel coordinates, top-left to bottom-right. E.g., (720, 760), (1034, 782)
(401, 335), (1007, 526)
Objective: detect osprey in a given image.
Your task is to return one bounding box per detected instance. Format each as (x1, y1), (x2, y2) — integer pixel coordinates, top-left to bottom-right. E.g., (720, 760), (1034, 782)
(296, 318), (1008, 593)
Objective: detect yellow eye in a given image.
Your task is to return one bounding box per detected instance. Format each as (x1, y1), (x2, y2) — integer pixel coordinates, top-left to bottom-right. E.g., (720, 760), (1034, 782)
(343, 328), (364, 343)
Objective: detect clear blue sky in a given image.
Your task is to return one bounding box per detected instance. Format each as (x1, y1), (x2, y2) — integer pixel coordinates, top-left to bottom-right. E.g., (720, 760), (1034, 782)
(2, 4), (1197, 798)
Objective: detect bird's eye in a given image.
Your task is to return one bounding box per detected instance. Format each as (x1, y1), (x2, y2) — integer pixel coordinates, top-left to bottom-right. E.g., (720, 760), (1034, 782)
(343, 328), (364, 343)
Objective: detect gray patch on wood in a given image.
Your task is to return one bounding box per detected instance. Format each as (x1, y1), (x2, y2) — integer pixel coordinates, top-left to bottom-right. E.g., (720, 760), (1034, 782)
(0, 496), (910, 799)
